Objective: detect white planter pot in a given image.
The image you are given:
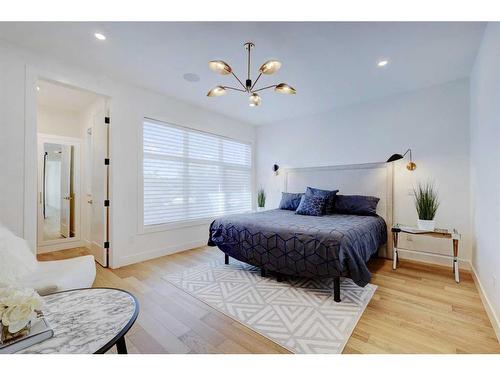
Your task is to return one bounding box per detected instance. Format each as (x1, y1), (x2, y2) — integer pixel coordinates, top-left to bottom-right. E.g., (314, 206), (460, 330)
(417, 219), (436, 231)
(256, 207), (266, 212)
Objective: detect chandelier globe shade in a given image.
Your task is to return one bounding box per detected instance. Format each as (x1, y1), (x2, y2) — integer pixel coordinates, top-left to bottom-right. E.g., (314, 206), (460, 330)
(207, 86), (227, 97)
(275, 83), (296, 94)
(249, 93), (262, 107)
(208, 60), (232, 75)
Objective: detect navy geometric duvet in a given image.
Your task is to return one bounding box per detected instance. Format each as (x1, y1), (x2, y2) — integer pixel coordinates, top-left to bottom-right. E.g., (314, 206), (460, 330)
(208, 209), (387, 287)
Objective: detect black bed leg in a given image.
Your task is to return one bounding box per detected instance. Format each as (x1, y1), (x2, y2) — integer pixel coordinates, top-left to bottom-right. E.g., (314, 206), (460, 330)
(333, 277), (341, 303)
(276, 274), (283, 282)
(224, 254), (229, 264)
(261, 268), (267, 277)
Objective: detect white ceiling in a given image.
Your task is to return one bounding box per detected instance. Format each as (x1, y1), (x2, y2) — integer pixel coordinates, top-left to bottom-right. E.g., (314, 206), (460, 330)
(37, 80), (101, 112)
(0, 22), (486, 126)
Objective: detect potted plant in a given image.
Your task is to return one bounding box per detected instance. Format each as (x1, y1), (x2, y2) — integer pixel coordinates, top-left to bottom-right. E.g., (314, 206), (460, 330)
(413, 182), (440, 231)
(257, 188), (266, 212)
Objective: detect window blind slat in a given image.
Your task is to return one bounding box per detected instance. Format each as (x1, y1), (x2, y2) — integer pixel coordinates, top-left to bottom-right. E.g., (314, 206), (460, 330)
(143, 120), (252, 226)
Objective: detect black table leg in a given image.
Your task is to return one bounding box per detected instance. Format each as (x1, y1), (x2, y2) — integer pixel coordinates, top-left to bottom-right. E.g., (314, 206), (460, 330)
(224, 254), (229, 264)
(333, 277), (341, 303)
(116, 336), (128, 354)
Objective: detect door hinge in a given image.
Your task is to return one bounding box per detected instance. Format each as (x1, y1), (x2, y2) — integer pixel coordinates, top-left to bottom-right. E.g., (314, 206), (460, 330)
(104, 241), (110, 249)
(104, 158), (110, 165)
(105, 116), (110, 124)
(104, 199), (110, 207)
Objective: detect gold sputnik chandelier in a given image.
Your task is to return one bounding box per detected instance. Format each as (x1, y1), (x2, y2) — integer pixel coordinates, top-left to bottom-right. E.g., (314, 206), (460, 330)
(207, 42), (296, 107)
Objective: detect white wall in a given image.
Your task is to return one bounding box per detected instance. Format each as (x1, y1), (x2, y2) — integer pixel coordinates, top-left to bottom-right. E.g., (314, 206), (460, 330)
(0, 40), (256, 268)
(0, 47), (26, 237)
(257, 79), (472, 265)
(470, 23), (500, 334)
(37, 105), (82, 138)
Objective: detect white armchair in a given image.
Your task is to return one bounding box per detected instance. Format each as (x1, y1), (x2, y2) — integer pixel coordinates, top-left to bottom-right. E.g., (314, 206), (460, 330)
(0, 225), (96, 295)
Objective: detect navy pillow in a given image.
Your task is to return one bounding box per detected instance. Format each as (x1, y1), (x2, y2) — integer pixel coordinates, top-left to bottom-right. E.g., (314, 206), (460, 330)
(295, 194), (327, 216)
(279, 192), (304, 210)
(305, 187), (339, 214)
(334, 195), (380, 216)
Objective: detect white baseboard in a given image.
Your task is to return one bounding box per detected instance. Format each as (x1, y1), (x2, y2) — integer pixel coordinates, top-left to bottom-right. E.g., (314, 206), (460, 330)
(470, 262), (500, 343)
(37, 240), (86, 254)
(397, 249), (471, 270)
(114, 239), (208, 268)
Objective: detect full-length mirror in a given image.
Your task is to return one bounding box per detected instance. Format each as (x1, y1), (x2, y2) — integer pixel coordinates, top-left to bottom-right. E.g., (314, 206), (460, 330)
(41, 142), (76, 241)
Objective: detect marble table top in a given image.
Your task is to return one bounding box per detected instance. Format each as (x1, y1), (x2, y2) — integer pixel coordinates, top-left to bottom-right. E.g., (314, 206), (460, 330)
(18, 288), (138, 354)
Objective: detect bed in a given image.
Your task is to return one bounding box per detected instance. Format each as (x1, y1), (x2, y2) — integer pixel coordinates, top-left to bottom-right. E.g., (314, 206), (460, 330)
(208, 162), (393, 302)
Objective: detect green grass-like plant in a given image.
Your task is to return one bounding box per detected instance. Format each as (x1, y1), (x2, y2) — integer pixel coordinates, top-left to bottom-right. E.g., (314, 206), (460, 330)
(257, 188), (266, 208)
(413, 182), (439, 220)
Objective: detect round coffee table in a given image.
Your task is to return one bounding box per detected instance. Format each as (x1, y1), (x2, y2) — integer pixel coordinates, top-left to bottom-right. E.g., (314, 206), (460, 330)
(18, 288), (139, 354)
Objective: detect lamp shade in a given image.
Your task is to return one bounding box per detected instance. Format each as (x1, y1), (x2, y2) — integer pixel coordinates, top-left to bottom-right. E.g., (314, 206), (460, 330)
(386, 153), (404, 163)
(249, 93), (262, 107)
(208, 60), (232, 75)
(275, 83), (296, 94)
(259, 60), (282, 75)
(207, 86), (227, 97)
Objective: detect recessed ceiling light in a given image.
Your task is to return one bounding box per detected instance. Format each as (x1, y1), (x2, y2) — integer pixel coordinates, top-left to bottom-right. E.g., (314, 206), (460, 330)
(36, 86), (40, 91)
(377, 59), (389, 67)
(94, 33), (106, 41)
(183, 73), (200, 82)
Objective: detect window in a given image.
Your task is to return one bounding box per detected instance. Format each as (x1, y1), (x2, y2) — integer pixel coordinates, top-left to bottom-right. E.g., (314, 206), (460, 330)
(142, 119), (252, 227)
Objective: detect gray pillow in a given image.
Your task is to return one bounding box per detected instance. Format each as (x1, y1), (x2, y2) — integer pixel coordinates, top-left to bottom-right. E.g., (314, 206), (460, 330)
(279, 192), (304, 210)
(295, 194), (327, 216)
(305, 187), (339, 214)
(334, 195), (380, 216)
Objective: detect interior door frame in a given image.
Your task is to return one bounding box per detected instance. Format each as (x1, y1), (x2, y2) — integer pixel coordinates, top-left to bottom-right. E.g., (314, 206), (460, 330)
(37, 133), (82, 251)
(24, 66), (113, 262)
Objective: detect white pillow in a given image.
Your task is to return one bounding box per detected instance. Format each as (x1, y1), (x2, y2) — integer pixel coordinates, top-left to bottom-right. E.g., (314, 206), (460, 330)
(0, 225), (39, 285)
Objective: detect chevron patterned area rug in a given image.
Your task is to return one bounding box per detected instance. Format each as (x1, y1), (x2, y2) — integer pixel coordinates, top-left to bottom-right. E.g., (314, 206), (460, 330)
(163, 260), (376, 354)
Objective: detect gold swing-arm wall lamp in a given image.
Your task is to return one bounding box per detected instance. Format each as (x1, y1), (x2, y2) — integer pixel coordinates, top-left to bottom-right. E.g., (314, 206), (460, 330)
(386, 148), (417, 171)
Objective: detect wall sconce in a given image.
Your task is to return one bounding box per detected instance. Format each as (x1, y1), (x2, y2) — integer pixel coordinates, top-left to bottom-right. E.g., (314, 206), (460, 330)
(386, 149), (417, 171)
(273, 164), (280, 176)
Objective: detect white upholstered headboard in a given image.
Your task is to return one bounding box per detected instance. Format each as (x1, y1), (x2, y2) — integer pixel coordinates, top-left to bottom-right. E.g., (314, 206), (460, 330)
(283, 162), (394, 258)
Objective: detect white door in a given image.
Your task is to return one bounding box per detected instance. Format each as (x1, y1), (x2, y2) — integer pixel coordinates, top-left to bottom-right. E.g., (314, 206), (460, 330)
(89, 100), (109, 267)
(60, 145), (71, 238)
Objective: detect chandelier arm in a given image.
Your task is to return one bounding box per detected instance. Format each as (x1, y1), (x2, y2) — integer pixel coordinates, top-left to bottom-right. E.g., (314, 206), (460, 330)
(224, 86), (247, 93)
(252, 84), (277, 93)
(250, 73), (262, 91)
(231, 72), (247, 91)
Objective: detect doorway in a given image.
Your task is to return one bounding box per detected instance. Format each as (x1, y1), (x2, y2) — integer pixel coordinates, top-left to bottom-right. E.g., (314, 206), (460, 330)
(36, 79), (110, 266)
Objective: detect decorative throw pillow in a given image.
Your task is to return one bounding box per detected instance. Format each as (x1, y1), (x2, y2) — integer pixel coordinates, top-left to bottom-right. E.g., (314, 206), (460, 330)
(305, 187), (339, 214)
(334, 195), (380, 216)
(279, 192), (304, 210)
(295, 194), (327, 216)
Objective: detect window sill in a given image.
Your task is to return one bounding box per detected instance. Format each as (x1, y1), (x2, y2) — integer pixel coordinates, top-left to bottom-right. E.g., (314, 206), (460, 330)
(138, 209), (254, 235)
(139, 218), (215, 234)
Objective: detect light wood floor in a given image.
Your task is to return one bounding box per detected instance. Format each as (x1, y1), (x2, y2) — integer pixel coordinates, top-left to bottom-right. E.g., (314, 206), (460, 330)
(38, 247), (500, 354)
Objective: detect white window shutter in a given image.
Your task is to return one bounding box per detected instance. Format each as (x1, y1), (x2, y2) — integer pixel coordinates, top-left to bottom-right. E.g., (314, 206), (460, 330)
(143, 119), (252, 226)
